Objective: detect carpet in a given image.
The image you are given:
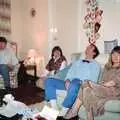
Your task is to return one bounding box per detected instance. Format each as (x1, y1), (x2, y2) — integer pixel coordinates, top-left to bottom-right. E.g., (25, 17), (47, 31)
(12, 83), (45, 105)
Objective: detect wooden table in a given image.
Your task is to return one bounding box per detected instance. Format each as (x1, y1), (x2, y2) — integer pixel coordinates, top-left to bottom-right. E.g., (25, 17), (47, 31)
(25, 64), (37, 77)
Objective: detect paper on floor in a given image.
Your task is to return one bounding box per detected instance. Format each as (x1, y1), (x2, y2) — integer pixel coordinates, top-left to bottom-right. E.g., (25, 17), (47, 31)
(34, 105), (59, 120)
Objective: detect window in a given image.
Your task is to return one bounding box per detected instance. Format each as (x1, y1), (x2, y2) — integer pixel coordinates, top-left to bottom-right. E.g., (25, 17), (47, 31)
(104, 39), (118, 53)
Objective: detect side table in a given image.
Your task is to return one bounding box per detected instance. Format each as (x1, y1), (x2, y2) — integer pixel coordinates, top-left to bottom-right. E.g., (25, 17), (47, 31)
(25, 64), (37, 78)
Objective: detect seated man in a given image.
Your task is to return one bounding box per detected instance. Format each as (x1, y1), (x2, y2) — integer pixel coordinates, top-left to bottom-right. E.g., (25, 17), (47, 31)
(0, 36), (18, 90)
(44, 44), (101, 119)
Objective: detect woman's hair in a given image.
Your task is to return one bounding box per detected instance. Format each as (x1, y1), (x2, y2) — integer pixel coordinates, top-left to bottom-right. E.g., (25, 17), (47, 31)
(0, 36), (7, 43)
(51, 46), (63, 58)
(105, 46), (120, 70)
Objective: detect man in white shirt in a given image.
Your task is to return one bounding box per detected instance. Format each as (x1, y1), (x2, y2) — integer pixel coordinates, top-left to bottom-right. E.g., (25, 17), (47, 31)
(0, 37), (18, 90)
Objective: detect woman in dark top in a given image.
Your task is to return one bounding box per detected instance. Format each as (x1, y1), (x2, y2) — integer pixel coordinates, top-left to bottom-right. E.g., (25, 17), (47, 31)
(40, 46), (67, 84)
(45, 46), (67, 74)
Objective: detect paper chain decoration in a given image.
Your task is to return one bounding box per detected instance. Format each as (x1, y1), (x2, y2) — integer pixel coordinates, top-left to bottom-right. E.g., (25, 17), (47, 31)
(83, 0), (103, 44)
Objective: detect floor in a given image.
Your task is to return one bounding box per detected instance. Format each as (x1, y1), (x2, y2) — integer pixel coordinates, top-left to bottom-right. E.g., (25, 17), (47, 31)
(13, 83), (45, 105)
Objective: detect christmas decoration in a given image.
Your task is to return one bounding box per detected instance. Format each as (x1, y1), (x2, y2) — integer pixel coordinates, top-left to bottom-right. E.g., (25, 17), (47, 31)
(83, 0), (103, 44)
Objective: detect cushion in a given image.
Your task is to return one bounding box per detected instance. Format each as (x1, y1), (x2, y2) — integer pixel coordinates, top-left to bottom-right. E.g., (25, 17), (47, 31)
(104, 100), (120, 113)
(53, 63), (72, 80)
(95, 53), (109, 68)
(0, 71), (18, 89)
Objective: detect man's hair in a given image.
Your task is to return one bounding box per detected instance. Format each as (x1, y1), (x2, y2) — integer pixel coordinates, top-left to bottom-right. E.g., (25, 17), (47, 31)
(92, 44), (100, 59)
(0, 36), (7, 43)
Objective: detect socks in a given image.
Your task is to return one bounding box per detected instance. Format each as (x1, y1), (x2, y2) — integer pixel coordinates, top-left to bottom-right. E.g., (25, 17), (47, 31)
(59, 107), (69, 116)
(50, 99), (58, 110)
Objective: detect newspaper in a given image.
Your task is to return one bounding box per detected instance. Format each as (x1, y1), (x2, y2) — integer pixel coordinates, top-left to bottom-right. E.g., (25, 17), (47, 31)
(36, 106), (59, 120)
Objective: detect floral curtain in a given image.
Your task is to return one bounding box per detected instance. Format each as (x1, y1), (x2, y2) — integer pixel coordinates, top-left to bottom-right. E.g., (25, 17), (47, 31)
(0, 0), (11, 40)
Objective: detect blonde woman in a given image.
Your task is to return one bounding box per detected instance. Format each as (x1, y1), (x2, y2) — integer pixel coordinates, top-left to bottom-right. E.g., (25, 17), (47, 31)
(64, 46), (120, 120)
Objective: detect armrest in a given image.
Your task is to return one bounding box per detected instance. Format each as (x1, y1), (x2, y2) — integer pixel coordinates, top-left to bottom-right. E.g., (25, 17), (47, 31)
(52, 63), (72, 80)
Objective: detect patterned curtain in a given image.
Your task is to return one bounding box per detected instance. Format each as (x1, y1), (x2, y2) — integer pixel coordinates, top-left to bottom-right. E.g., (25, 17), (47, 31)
(0, 0), (11, 40)
(83, 0), (103, 44)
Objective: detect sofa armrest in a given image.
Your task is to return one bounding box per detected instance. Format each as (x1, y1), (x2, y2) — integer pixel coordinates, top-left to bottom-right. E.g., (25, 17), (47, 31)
(46, 63), (72, 80)
(104, 100), (120, 113)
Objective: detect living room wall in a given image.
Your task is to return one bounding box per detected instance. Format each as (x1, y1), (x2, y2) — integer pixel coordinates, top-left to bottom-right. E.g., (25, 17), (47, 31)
(78, 0), (120, 53)
(11, 0), (49, 60)
(11, 0), (120, 62)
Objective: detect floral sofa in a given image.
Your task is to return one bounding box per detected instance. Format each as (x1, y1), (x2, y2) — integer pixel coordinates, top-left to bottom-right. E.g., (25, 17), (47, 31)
(55, 53), (120, 120)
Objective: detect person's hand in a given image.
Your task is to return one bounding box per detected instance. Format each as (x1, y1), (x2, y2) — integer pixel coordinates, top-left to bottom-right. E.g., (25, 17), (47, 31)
(33, 113), (46, 120)
(103, 80), (115, 87)
(7, 64), (14, 71)
(65, 79), (70, 90)
(82, 80), (93, 88)
(40, 76), (46, 81)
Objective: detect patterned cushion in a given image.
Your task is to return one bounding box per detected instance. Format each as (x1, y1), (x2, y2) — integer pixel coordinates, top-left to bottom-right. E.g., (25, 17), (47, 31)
(54, 63), (72, 80)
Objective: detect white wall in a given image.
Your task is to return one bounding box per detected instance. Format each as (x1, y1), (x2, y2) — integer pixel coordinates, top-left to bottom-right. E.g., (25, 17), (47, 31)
(98, 0), (120, 51)
(11, 0), (49, 59)
(11, 0), (23, 57)
(78, 0), (120, 53)
(11, 0), (120, 61)
(21, 0), (49, 58)
(47, 0), (79, 62)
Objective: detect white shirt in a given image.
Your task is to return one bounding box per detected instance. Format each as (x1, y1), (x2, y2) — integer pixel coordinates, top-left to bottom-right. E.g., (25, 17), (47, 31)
(0, 48), (18, 66)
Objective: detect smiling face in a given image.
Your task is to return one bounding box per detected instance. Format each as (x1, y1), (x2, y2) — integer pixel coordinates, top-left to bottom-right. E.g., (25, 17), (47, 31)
(53, 50), (61, 59)
(111, 51), (120, 67)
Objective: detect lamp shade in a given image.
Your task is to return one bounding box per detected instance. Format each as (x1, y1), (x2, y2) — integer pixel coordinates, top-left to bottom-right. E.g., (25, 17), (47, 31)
(25, 49), (45, 76)
(27, 49), (39, 58)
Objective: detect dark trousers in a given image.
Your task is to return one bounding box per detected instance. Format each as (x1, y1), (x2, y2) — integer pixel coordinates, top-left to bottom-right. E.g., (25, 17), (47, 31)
(17, 61), (39, 85)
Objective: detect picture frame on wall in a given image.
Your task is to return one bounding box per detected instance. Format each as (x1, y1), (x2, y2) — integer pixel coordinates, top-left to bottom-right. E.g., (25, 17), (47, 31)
(104, 39), (118, 53)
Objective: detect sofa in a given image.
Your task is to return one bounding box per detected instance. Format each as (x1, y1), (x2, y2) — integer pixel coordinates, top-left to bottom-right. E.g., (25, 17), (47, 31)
(54, 53), (120, 120)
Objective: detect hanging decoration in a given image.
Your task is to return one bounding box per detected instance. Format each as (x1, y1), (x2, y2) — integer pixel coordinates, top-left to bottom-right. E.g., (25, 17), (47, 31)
(83, 0), (103, 44)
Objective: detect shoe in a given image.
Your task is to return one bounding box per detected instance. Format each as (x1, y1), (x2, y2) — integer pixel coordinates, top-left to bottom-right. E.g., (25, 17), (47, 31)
(64, 115), (79, 120)
(56, 116), (64, 120)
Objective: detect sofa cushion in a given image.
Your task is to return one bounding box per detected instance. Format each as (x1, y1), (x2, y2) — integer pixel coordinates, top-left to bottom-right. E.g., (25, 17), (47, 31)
(53, 63), (72, 80)
(104, 100), (120, 113)
(95, 53), (109, 68)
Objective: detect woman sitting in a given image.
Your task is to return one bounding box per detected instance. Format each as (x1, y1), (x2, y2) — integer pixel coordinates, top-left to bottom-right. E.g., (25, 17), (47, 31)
(64, 46), (120, 120)
(38, 46), (67, 88)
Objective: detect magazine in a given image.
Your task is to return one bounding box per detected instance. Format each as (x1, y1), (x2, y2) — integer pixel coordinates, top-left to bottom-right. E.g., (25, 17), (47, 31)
(34, 105), (59, 120)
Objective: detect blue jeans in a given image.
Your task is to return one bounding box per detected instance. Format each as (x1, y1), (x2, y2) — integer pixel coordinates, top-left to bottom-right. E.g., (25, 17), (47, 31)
(44, 78), (81, 108)
(0, 64), (10, 88)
